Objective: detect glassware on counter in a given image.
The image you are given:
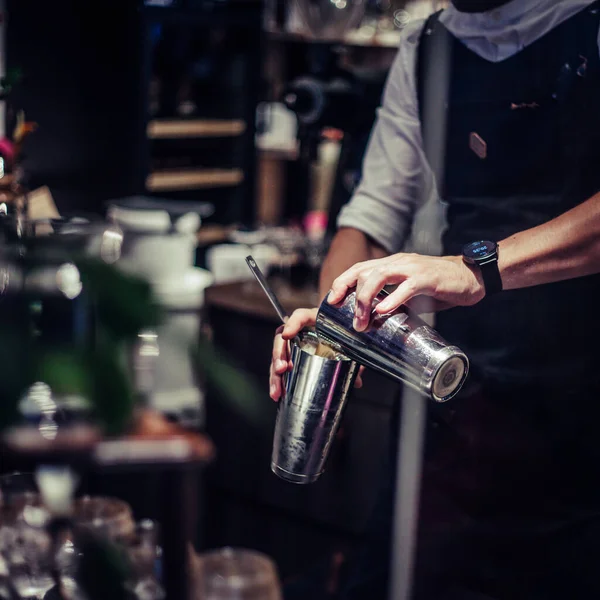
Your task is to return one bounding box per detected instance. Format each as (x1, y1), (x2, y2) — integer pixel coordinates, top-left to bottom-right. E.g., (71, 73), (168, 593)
(0, 503), (54, 600)
(124, 520), (164, 600)
(72, 497), (135, 544)
(0, 477), (163, 600)
(265, 227), (305, 297)
(293, 0), (366, 40)
(0, 473), (41, 525)
(192, 548), (282, 600)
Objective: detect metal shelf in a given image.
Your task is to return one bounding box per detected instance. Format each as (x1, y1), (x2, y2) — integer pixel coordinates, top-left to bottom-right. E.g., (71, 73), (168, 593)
(146, 167), (245, 192)
(147, 118), (247, 139)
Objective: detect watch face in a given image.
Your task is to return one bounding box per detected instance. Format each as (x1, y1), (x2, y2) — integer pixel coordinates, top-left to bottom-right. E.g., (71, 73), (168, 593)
(463, 240), (497, 263)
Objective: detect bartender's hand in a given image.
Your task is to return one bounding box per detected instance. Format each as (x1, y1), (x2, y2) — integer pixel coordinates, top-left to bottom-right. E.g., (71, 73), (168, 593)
(328, 253), (485, 332)
(269, 308), (364, 401)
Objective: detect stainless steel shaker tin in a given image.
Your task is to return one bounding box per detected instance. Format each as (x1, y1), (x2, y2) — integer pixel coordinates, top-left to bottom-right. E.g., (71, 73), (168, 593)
(271, 331), (359, 484)
(316, 291), (468, 403)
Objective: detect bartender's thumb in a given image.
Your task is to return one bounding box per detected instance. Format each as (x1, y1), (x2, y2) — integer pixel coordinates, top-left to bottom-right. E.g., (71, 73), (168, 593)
(282, 308), (318, 339)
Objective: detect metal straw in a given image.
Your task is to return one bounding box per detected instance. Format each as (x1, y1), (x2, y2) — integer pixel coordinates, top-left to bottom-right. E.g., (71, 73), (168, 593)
(389, 17), (453, 600)
(246, 255), (288, 324)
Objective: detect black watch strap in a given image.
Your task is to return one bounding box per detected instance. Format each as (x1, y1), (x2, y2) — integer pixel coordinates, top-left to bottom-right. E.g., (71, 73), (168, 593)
(479, 256), (503, 295)
(462, 240), (503, 296)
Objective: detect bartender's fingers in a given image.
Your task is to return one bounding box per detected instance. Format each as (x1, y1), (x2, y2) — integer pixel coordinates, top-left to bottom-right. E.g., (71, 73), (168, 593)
(281, 308), (318, 340)
(272, 325), (290, 369)
(269, 363), (284, 401)
(270, 309), (317, 401)
(354, 366), (365, 388)
(328, 269), (359, 304)
(270, 358), (288, 401)
(374, 278), (431, 315)
(269, 362), (284, 401)
(328, 256), (398, 304)
(328, 261), (376, 304)
(354, 265), (409, 331)
(270, 326), (290, 401)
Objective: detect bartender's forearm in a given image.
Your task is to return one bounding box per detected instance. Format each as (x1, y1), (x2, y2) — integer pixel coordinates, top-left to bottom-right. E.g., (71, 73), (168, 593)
(499, 191), (600, 290)
(319, 228), (388, 298)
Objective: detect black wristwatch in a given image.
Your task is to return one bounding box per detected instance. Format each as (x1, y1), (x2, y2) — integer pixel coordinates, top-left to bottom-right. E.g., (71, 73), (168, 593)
(462, 240), (502, 295)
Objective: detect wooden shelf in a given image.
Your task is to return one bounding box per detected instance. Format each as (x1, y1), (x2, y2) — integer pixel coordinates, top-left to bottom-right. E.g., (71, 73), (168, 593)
(147, 118), (247, 139)
(146, 167), (244, 192)
(1, 409), (215, 466)
(267, 28), (401, 48)
(258, 146), (299, 161)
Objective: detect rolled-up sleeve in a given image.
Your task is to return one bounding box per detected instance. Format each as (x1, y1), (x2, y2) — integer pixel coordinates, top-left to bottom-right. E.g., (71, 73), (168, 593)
(336, 21), (427, 254)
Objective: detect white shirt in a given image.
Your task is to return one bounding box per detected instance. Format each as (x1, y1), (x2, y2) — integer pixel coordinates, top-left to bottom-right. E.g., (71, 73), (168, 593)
(336, 0), (600, 256)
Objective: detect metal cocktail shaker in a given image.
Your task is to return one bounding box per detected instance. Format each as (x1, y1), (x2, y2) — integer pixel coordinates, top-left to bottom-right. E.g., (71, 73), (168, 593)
(270, 290), (468, 485)
(316, 290), (469, 403)
(271, 331), (359, 484)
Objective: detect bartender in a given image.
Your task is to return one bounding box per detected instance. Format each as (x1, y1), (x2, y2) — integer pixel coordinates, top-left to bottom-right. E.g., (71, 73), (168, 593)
(270, 0), (600, 598)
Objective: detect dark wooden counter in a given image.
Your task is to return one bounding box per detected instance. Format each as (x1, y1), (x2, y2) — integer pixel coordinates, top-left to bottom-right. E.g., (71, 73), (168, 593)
(204, 279), (320, 323)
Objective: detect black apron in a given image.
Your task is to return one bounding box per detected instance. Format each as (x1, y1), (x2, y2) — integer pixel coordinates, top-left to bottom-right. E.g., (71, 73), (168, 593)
(432, 0), (600, 519)
(342, 3), (600, 598)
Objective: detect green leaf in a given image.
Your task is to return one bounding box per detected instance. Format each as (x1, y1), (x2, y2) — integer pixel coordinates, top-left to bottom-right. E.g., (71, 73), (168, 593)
(85, 341), (135, 437)
(0, 67), (23, 98)
(193, 337), (271, 430)
(35, 351), (91, 399)
(76, 258), (162, 341)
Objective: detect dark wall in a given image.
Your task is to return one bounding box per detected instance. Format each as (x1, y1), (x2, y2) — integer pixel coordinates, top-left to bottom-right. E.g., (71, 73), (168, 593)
(6, 0), (146, 214)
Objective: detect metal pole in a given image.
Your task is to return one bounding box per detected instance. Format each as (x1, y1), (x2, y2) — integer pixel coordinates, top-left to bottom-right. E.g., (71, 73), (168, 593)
(388, 16), (452, 600)
(389, 387), (428, 600)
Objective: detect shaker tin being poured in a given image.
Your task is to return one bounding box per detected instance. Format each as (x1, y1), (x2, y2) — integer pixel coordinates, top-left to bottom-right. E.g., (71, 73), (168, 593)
(316, 290), (469, 403)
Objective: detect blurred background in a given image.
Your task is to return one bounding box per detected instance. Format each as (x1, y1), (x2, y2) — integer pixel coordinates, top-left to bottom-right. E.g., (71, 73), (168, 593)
(0, 0), (447, 598)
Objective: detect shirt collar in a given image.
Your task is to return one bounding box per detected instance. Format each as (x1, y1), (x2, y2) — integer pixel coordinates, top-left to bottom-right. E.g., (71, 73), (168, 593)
(443, 0), (550, 33)
(439, 0), (596, 62)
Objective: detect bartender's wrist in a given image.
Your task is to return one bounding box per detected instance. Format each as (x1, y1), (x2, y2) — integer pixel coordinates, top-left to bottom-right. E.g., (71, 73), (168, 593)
(459, 258), (486, 303)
